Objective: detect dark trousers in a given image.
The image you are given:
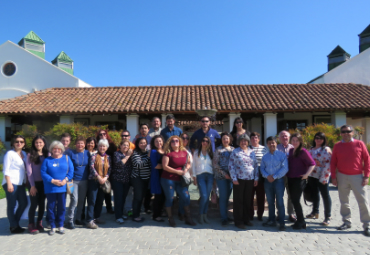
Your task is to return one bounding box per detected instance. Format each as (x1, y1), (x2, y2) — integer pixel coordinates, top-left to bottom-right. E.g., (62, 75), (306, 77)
(87, 180), (105, 223)
(288, 177), (306, 224)
(131, 177), (149, 218)
(28, 181), (46, 224)
(250, 179), (265, 218)
(3, 183), (28, 228)
(112, 180), (130, 220)
(233, 179), (254, 226)
(307, 177), (332, 218)
(46, 192), (66, 229)
(152, 191), (165, 219)
(143, 188), (152, 211)
(104, 176), (113, 211)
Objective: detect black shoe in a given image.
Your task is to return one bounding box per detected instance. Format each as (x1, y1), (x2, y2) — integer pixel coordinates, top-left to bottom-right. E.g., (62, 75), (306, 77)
(244, 221), (253, 227)
(364, 228), (370, 237)
(107, 209), (115, 214)
(66, 222), (75, 230)
(262, 221), (277, 227)
(292, 222), (306, 230)
(221, 220), (228, 226)
(279, 225), (286, 231)
(337, 223), (351, 230)
(75, 220), (84, 226)
(10, 226), (25, 234)
(258, 216), (263, 221)
(145, 209), (152, 215)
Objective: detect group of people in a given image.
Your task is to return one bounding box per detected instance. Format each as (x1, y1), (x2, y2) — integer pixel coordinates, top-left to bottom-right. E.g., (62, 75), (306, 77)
(2, 114), (370, 237)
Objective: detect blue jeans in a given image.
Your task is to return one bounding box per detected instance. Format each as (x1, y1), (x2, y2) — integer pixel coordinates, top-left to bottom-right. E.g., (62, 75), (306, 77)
(307, 177), (332, 218)
(264, 177), (285, 225)
(216, 179), (233, 221)
(161, 178), (190, 208)
(46, 192), (67, 229)
(197, 173), (214, 215)
(86, 180), (105, 223)
(112, 180), (131, 220)
(3, 183), (28, 228)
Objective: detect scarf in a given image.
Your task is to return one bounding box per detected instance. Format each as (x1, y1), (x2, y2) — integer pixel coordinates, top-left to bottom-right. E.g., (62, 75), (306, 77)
(95, 153), (109, 177)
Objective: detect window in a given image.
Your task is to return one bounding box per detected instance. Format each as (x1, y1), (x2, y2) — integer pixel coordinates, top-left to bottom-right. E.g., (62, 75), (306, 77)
(2, 62), (16, 76)
(278, 120), (308, 131)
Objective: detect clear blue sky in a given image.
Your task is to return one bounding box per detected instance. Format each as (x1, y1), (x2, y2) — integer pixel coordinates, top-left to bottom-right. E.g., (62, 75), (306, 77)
(1, 0), (369, 87)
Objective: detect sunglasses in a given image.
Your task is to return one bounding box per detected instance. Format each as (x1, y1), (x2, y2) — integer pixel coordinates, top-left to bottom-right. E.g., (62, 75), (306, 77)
(202, 140), (209, 143)
(15, 140), (25, 144)
(235, 121), (243, 124)
(171, 140), (180, 143)
(99, 133), (107, 136)
(182, 137), (189, 140)
(201, 120), (210, 123)
(341, 130), (352, 134)
(314, 137), (323, 140)
(121, 135), (129, 137)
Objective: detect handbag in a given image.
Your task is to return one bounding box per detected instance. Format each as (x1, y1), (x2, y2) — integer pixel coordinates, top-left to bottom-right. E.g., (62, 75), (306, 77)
(303, 179), (314, 205)
(181, 151), (192, 187)
(66, 155), (74, 195)
(100, 179), (112, 194)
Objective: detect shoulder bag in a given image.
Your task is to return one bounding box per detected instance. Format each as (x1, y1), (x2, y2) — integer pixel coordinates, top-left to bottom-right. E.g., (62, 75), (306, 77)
(181, 151), (192, 187)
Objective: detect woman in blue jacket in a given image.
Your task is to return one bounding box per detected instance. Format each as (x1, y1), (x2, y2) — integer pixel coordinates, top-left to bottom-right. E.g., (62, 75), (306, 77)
(41, 141), (74, 236)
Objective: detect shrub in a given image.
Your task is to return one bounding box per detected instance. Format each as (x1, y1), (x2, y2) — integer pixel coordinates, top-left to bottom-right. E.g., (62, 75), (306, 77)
(0, 138), (6, 155)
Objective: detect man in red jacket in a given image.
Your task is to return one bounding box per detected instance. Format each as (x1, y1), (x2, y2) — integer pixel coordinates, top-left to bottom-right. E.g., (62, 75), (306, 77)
(330, 125), (370, 236)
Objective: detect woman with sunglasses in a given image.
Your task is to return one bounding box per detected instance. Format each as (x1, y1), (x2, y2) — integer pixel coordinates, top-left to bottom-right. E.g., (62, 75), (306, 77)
(96, 129), (117, 214)
(26, 135), (49, 234)
(307, 132), (332, 225)
(192, 136), (214, 224)
(213, 132), (234, 226)
(161, 136), (196, 227)
(2, 135), (28, 234)
(230, 117), (250, 148)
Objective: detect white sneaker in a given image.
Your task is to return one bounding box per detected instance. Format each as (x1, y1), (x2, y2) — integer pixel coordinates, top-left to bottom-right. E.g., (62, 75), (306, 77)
(116, 218), (124, 224)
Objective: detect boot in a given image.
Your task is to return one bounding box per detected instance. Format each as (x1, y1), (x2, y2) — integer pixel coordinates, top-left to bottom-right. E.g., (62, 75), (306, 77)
(184, 206), (196, 226)
(198, 214), (204, 224)
(36, 221), (45, 232)
(166, 207), (176, 227)
(203, 214), (210, 224)
(28, 223), (39, 235)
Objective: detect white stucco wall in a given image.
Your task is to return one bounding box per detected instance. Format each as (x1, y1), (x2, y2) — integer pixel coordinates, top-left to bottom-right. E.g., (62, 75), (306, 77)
(312, 47), (370, 86)
(0, 41), (91, 100)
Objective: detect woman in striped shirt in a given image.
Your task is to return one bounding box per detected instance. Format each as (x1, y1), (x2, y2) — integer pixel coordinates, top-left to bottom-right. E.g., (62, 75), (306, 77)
(130, 137), (151, 222)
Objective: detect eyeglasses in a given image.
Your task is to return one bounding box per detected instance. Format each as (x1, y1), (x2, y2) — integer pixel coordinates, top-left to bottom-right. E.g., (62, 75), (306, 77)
(171, 140), (180, 143)
(202, 140), (209, 143)
(15, 140), (24, 144)
(99, 133), (107, 136)
(235, 121), (243, 124)
(201, 120), (210, 123)
(341, 130), (352, 134)
(121, 135), (129, 138)
(182, 137), (189, 140)
(314, 137), (323, 140)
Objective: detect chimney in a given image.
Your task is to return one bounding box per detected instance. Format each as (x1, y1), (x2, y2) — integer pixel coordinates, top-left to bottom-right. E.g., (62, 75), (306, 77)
(327, 45), (350, 71)
(51, 51), (74, 75)
(359, 24), (370, 53)
(18, 31), (45, 59)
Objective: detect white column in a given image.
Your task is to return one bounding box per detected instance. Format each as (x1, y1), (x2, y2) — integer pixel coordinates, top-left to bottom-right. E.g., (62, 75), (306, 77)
(127, 114), (139, 141)
(161, 113), (168, 129)
(60, 115), (74, 124)
(363, 117), (370, 144)
(228, 112), (241, 132)
(331, 111), (346, 127)
(264, 113), (277, 144)
(251, 117), (262, 135)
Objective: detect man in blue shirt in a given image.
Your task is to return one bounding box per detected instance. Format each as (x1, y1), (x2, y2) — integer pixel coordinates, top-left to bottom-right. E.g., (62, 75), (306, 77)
(260, 136), (288, 231)
(189, 116), (220, 152)
(133, 123), (152, 150)
(160, 115), (183, 142)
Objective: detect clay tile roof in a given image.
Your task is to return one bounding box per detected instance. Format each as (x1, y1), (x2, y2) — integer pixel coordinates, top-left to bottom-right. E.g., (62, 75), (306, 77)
(1, 83), (370, 115)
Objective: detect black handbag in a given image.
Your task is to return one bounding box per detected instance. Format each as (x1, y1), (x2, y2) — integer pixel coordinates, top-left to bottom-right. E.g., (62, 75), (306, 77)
(302, 179), (314, 205)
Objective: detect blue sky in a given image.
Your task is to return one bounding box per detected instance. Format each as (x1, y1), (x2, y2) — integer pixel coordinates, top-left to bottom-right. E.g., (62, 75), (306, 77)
(1, 0), (369, 87)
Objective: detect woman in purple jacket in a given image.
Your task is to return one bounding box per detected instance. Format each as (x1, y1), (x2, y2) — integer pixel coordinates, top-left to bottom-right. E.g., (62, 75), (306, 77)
(287, 133), (316, 230)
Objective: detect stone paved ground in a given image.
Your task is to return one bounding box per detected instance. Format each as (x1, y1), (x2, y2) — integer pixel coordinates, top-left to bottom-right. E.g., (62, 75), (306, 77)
(0, 184), (370, 255)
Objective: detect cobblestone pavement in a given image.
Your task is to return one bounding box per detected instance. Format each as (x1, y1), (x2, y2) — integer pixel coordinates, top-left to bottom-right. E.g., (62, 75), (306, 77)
(0, 184), (369, 255)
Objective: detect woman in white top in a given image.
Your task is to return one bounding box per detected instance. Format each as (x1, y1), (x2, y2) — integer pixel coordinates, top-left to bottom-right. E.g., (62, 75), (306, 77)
(2, 135), (28, 234)
(192, 136), (214, 224)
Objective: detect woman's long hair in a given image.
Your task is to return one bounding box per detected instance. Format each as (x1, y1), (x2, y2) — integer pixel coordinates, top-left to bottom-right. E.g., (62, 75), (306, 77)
(29, 135), (49, 164)
(134, 137), (148, 153)
(290, 133), (303, 157)
(311, 132), (327, 149)
(230, 117), (245, 135)
(85, 136), (97, 151)
(163, 135), (186, 154)
(96, 129), (113, 144)
(197, 136), (213, 159)
(150, 135), (164, 150)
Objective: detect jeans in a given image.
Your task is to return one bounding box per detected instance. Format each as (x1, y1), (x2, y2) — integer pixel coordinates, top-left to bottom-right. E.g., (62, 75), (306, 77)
(161, 178), (190, 208)
(216, 179), (233, 221)
(131, 177), (149, 218)
(197, 173), (214, 215)
(307, 177), (332, 218)
(86, 180), (105, 223)
(288, 177), (306, 224)
(46, 192), (66, 229)
(264, 177), (285, 225)
(28, 181), (46, 224)
(3, 183), (28, 228)
(232, 179), (254, 226)
(67, 180), (88, 223)
(112, 180), (130, 220)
